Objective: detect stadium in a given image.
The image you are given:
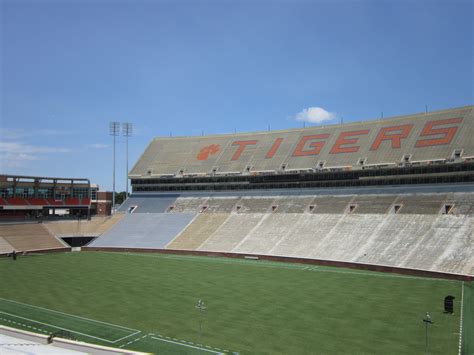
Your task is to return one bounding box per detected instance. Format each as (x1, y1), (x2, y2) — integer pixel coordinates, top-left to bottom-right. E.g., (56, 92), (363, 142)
(0, 105), (473, 354)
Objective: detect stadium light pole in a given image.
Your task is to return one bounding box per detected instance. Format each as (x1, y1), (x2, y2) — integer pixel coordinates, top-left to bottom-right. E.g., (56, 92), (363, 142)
(123, 123), (133, 197)
(109, 122), (120, 213)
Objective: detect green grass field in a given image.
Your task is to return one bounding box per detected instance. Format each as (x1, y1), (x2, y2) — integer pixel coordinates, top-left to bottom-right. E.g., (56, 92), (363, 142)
(0, 251), (470, 354)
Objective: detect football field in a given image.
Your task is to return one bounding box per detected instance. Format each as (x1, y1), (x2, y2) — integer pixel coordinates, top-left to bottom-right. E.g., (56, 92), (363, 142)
(0, 251), (470, 354)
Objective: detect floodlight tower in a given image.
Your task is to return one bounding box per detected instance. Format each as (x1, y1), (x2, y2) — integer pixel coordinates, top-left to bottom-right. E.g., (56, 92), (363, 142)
(109, 122), (120, 212)
(123, 123), (133, 197)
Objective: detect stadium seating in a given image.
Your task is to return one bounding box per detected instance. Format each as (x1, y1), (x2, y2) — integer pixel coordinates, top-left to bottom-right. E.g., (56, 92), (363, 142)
(94, 192), (468, 275)
(205, 197), (241, 212)
(0, 236), (14, 254)
(0, 223), (64, 251)
(89, 213), (196, 249)
(272, 196), (315, 213)
(118, 194), (179, 213)
(170, 197), (209, 212)
(167, 213), (229, 250)
(130, 106), (473, 177)
(44, 214), (124, 237)
(351, 195), (397, 214)
(196, 213), (264, 252)
(395, 194), (447, 214)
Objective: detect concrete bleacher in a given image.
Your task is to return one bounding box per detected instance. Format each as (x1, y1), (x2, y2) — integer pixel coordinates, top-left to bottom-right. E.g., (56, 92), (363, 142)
(87, 191), (474, 275)
(233, 214), (301, 255)
(167, 213), (229, 250)
(44, 214), (123, 237)
(170, 197), (209, 212)
(197, 213), (263, 252)
(272, 196), (315, 213)
(269, 214), (344, 257)
(0, 237), (14, 254)
(311, 196), (355, 214)
(205, 197), (241, 212)
(89, 213), (196, 249)
(351, 195), (397, 214)
(0, 223), (64, 252)
(118, 194), (179, 213)
(395, 194), (448, 214)
(194, 212), (474, 274)
(130, 106), (473, 177)
(238, 197), (277, 213)
(445, 193), (474, 216)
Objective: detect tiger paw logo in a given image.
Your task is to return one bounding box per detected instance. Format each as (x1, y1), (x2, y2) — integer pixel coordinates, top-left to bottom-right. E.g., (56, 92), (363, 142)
(197, 144), (220, 160)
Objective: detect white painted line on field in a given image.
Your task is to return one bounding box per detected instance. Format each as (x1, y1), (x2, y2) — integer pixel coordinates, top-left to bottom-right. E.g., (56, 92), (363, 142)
(0, 317), (50, 334)
(458, 281), (464, 355)
(0, 311), (115, 343)
(119, 333), (149, 348)
(111, 330), (141, 343)
(150, 336), (223, 354)
(106, 251), (458, 282)
(0, 297), (139, 333)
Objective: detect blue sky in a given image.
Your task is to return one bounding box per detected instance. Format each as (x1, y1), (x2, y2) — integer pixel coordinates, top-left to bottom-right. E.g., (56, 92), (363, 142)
(1, 0), (472, 191)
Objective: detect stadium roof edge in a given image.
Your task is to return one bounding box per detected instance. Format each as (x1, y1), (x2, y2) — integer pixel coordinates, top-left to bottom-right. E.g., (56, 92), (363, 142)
(150, 104), (473, 140)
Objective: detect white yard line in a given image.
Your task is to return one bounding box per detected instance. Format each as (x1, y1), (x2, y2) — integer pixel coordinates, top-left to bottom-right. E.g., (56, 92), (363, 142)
(150, 336), (223, 354)
(0, 311), (115, 343)
(458, 281), (464, 355)
(0, 297), (139, 333)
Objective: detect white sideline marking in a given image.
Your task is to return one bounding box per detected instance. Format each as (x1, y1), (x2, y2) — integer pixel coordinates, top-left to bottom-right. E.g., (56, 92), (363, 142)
(458, 281), (464, 355)
(0, 311), (115, 343)
(104, 251), (458, 282)
(150, 336), (223, 354)
(0, 317), (50, 334)
(113, 330), (142, 343)
(0, 297), (139, 333)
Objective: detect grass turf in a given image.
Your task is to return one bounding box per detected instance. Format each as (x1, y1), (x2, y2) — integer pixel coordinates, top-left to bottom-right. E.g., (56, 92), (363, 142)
(0, 251), (467, 354)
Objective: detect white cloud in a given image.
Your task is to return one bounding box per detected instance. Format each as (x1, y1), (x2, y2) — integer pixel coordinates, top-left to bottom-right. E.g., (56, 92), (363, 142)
(0, 142), (72, 169)
(87, 143), (108, 149)
(294, 107), (336, 124)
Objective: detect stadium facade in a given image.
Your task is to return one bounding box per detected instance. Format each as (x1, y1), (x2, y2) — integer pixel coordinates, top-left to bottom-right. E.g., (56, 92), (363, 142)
(85, 105), (474, 278)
